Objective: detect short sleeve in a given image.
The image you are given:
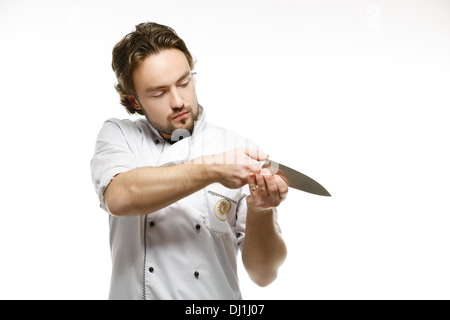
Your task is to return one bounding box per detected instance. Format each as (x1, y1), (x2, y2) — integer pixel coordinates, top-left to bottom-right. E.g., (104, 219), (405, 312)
(234, 185), (282, 251)
(90, 119), (140, 212)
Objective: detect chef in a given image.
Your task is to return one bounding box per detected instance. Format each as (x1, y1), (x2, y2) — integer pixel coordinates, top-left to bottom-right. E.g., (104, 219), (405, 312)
(91, 22), (288, 300)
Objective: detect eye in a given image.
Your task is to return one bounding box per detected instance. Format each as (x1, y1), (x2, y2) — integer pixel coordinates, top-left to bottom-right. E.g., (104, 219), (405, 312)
(179, 78), (190, 88)
(152, 91), (166, 98)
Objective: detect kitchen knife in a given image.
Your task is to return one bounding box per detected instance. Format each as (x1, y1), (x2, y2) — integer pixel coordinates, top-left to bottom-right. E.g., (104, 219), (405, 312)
(262, 160), (331, 197)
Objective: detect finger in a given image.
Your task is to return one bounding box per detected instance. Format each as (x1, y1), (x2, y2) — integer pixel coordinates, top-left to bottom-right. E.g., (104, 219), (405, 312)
(255, 172), (267, 195)
(244, 148), (269, 162)
(248, 172), (258, 194)
(263, 174), (279, 201)
(276, 172), (288, 185)
(274, 175), (289, 200)
(248, 162), (262, 174)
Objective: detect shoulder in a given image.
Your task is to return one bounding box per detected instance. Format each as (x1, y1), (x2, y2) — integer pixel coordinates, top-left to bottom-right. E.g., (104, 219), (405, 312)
(202, 121), (252, 142)
(94, 118), (153, 152)
(205, 122), (260, 150)
(98, 117), (149, 138)
(102, 117), (146, 131)
(192, 121), (262, 159)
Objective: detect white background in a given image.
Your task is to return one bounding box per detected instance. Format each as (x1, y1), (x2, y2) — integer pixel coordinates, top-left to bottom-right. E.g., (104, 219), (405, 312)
(0, 0), (449, 300)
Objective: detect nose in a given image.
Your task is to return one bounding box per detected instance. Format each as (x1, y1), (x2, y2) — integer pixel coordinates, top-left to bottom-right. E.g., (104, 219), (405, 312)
(169, 87), (184, 109)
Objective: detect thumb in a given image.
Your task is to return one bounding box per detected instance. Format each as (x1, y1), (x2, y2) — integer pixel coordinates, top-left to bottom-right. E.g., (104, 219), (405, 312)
(248, 172), (258, 194)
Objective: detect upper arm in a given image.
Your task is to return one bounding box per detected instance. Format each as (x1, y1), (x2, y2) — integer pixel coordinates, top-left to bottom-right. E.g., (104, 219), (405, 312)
(90, 119), (139, 212)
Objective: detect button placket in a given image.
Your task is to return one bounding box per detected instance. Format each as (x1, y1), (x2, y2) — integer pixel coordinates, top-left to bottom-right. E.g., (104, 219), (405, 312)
(148, 220), (156, 275)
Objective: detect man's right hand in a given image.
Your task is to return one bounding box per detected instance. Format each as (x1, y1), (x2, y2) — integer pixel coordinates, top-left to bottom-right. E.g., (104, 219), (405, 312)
(200, 148), (269, 189)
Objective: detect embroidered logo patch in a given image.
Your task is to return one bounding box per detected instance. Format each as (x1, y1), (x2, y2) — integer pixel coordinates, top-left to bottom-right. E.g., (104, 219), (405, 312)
(213, 198), (231, 221)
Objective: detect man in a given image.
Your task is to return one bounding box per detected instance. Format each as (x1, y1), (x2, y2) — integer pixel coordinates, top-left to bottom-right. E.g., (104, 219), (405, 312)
(91, 22), (288, 300)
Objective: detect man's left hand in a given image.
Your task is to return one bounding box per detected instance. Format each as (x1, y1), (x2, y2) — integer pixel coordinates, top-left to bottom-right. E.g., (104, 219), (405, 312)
(246, 169), (289, 212)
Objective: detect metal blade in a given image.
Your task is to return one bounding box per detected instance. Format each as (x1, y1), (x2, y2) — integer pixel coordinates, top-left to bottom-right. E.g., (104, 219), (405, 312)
(262, 160), (331, 197)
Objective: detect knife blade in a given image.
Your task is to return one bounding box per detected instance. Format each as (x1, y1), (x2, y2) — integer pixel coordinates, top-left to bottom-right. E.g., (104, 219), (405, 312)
(261, 160), (331, 197)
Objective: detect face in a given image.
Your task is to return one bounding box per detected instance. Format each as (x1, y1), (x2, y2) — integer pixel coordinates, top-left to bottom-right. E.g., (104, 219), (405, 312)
(129, 48), (199, 140)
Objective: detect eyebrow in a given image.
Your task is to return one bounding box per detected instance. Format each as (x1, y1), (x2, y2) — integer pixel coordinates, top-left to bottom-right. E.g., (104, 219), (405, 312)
(144, 70), (191, 93)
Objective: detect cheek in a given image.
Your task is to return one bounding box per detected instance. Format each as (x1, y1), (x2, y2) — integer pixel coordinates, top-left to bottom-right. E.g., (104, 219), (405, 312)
(141, 101), (168, 120)
(186, 87), (198, 105)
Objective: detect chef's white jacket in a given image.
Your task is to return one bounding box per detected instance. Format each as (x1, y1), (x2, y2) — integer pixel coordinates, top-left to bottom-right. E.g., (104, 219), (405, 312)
(91, 107), (281, 300)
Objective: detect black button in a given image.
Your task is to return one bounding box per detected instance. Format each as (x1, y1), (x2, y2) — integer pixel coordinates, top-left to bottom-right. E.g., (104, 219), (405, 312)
(195, 224), (201, 230)
(149, 221), (155, 227)
(155, 140), (160, 145)
(194, 271), (199, 278)
(149, 267), (154, 273)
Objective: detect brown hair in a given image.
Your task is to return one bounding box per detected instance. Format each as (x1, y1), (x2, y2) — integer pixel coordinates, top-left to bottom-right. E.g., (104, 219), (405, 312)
(112, 22), (194, 115)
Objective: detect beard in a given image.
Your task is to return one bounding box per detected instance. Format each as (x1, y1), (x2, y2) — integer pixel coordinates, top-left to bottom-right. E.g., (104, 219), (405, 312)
(143, 104), (200, 141)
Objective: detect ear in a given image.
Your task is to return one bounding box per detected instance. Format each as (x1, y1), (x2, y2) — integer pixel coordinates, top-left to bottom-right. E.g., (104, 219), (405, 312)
(126, 95), (141, 111)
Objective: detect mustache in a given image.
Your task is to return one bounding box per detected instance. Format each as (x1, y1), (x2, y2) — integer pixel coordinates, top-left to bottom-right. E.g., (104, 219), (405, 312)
(170, 107), (191, 119)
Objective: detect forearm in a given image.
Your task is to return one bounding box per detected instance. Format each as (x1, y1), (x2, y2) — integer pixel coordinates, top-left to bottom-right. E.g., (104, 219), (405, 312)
(103, 148), (265, 217)
(105, 161), (218, 216)
(242, 208), (287, 287)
